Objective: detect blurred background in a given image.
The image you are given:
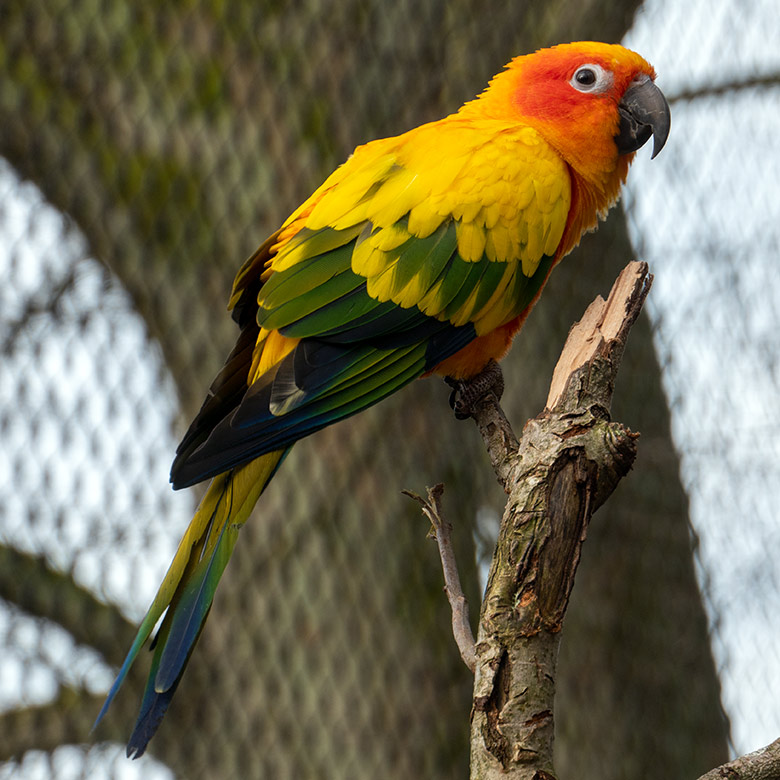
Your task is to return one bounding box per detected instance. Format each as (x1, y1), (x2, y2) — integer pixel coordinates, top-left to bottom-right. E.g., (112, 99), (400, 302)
(1, 0), (778, 778)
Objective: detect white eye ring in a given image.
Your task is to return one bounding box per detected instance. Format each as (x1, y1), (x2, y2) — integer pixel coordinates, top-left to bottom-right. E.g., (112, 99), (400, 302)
(570, 63), (613, 94)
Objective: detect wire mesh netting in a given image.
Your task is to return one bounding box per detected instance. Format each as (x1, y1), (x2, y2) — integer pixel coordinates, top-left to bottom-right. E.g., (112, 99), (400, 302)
(1, 0), (778, 778)
(624, 0), (780, 754)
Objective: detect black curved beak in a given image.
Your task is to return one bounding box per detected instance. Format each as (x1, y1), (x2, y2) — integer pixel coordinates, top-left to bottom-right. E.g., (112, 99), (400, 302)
(615, 74), (671, 159)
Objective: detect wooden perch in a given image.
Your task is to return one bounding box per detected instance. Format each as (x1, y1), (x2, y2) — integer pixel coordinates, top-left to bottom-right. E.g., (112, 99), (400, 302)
(466, 261), (649, 779)
(407, 261), (651, 779)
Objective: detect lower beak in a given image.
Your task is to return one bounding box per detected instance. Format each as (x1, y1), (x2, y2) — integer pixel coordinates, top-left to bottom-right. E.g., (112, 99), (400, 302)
(615, 74), (671, 159)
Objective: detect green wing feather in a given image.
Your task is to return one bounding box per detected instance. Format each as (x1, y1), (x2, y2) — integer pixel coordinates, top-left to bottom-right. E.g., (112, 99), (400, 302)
(174, 123), (572, 485)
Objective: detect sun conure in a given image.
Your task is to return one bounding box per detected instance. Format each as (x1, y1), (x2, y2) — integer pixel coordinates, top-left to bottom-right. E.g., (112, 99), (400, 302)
(94, 41), (670, 758)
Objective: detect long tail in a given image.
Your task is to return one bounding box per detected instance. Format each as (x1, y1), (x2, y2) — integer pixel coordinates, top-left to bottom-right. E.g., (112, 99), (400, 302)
(93, 449), (287, 758)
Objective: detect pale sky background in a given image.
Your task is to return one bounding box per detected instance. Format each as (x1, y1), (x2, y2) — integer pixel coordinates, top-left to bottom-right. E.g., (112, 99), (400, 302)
(0, 0), (778, 776)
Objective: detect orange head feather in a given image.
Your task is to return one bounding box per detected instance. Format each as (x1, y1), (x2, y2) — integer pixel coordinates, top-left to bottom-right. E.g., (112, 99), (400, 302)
(461, 42), (659, 192)
(459, 42), (666, 258)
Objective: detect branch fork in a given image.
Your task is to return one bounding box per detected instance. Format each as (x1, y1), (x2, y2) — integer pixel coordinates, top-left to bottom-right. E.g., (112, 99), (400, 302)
(407, 262), (652, 779)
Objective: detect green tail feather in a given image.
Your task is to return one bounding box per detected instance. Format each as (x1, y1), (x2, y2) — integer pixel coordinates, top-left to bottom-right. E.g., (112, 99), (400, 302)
(94, 450), (287, 757)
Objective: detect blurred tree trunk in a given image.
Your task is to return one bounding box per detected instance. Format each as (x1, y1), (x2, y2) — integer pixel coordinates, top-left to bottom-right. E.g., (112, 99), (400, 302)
(0, 0), (728, 778)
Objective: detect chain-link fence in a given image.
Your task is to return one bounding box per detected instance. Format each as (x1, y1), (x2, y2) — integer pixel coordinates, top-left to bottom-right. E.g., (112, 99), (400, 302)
(1, 0), (778, 778)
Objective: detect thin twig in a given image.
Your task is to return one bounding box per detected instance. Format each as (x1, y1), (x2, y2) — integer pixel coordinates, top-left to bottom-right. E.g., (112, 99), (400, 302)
(403, 484), (477, 673)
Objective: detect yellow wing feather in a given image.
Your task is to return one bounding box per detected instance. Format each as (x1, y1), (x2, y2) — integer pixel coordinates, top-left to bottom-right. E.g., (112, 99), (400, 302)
(260, 115), (570, 337)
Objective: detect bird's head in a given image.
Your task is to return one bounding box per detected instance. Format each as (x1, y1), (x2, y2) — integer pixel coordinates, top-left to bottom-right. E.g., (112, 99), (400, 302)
(463, 42), (671, 189)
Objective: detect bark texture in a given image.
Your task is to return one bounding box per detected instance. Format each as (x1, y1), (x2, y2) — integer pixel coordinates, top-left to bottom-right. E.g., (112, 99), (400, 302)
(469, 263), (647, 778)
(697, 738), (780, 780)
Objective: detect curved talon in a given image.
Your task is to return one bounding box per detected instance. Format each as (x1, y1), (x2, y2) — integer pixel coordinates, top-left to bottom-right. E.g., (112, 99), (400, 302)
(445, 360), (505, 420)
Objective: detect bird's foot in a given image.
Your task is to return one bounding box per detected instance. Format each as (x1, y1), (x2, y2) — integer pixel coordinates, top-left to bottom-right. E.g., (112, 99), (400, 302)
(445, 360), (505, 420)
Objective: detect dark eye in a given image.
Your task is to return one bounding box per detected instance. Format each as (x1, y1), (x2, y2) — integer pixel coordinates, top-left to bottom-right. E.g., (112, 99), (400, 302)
(575, 68), (597, 86)
(569, 63), (613, 94)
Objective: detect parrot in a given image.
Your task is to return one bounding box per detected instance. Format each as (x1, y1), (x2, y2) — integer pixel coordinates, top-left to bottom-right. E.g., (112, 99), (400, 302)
(94, 41), (670, 757)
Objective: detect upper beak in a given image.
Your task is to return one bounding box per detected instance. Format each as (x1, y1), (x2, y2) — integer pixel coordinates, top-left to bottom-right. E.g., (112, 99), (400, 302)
(615, 74), (671, 159)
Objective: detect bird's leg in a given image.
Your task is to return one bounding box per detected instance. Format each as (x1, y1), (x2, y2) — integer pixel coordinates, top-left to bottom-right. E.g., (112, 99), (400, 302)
(445, 359), (505, 420)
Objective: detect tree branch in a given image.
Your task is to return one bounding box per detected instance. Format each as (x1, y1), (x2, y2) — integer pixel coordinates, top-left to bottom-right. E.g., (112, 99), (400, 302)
(465, 261), (649, 779)
(404, 484), (477, 673)
(697, 738), (780, 780)
(0, 547), (158, 761)
(0, 687), (122, 759)
(669, 73), (780, 103)
(0, 545), (137, 666)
